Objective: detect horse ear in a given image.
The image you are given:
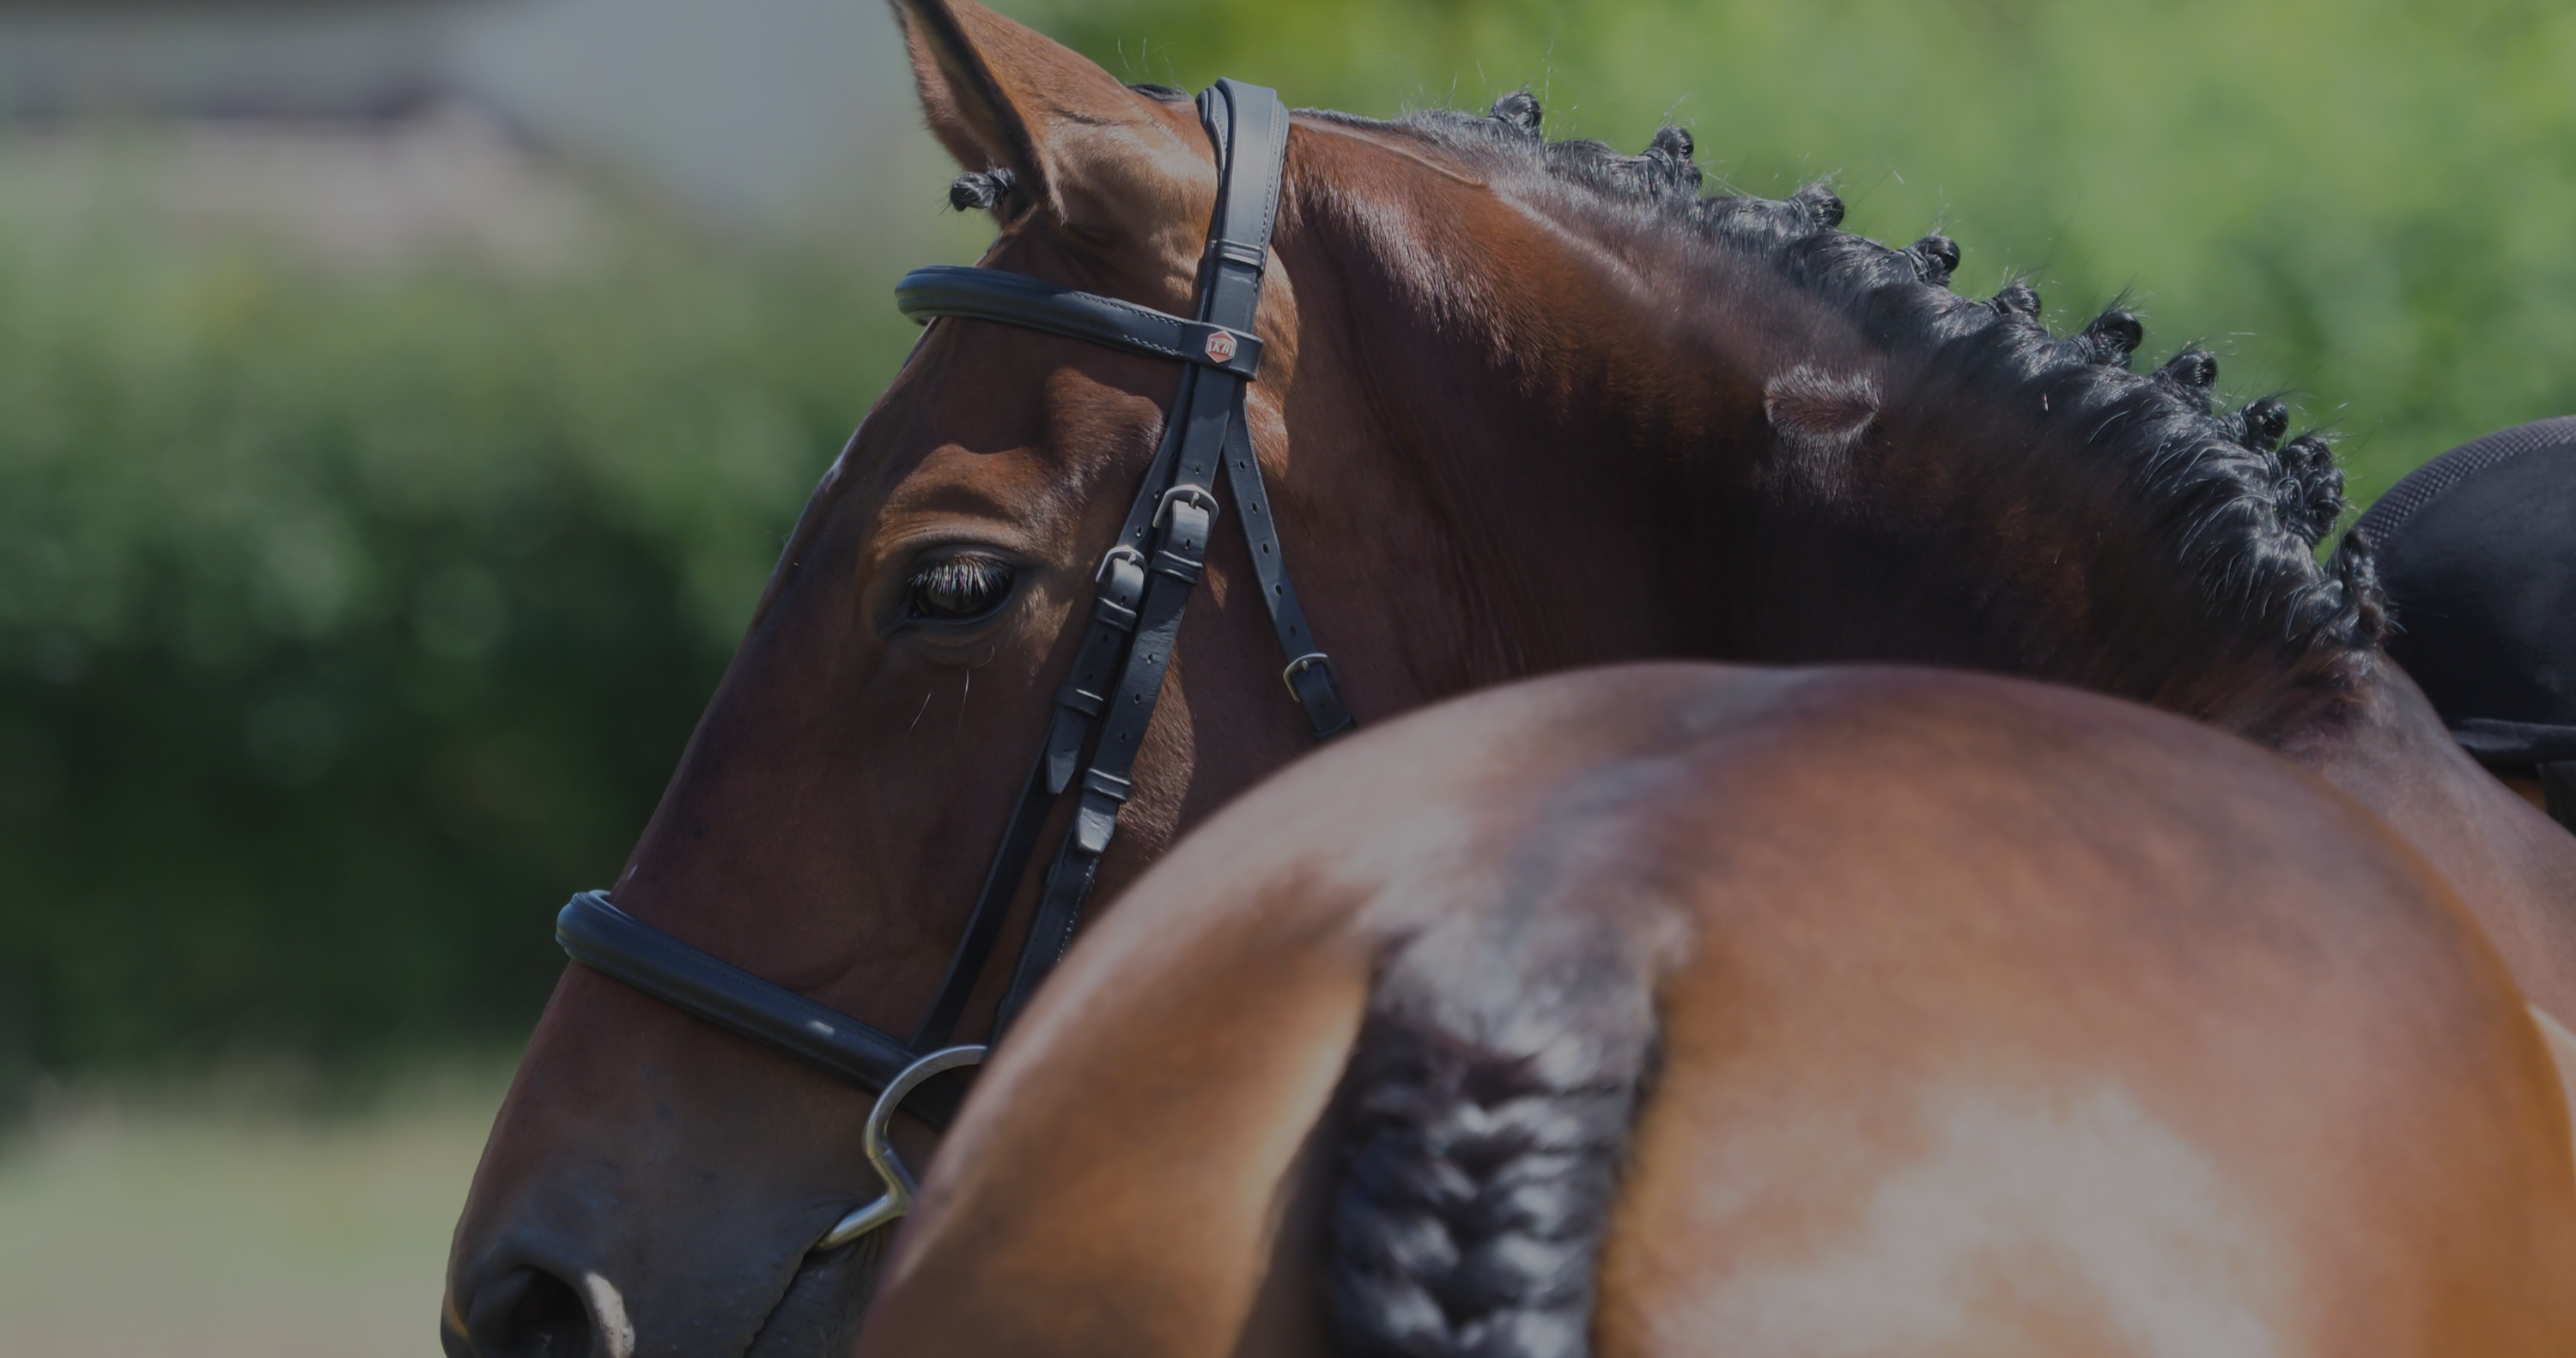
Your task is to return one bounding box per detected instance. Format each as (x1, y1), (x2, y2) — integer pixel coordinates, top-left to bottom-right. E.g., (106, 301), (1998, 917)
(889, 0), (1166, 223)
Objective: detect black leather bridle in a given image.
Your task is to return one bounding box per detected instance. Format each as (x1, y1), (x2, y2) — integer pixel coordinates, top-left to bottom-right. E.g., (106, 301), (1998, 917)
(549, 82), (1348, 1153)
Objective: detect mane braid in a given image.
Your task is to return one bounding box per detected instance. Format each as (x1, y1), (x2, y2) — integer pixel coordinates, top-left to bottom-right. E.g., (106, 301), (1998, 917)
(1308, 94), (2389, 737)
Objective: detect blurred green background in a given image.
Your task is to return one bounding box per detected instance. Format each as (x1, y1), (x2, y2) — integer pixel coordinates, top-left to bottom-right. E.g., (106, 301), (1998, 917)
(5, 0), (2574, 1092)
(0, 216), (900, 1076)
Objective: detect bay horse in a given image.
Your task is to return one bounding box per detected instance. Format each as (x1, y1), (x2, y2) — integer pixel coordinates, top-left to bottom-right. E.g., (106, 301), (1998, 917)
(444, 3), (2576, 1355)
(853, 663), (2576, 1357)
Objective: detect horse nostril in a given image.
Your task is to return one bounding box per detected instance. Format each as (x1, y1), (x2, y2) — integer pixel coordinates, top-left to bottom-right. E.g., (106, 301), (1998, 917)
(465, 1264), (597, 1358)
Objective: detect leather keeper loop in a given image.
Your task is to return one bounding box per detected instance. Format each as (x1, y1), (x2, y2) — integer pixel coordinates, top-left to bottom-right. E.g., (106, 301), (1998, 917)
(1151, 549), (1205, 585)
(1072, 793), (1121, 856)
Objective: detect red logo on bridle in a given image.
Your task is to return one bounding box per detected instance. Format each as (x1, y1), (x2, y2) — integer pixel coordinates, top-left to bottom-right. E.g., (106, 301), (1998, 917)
(1204, 330), (1239, 363)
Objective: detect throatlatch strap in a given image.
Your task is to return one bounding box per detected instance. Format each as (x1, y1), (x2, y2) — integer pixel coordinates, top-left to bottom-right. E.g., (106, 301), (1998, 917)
(1194, 81), (1352, 739)
(1220, 404), (1353, 737)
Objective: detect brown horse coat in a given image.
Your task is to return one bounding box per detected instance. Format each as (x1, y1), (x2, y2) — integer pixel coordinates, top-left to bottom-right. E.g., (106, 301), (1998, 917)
(443, 3), (2576, 1354)
(857, 664), (2576, 1357)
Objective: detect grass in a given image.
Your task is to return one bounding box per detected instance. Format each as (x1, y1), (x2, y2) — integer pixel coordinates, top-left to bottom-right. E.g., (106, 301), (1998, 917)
(0, 1062), (511, 1358)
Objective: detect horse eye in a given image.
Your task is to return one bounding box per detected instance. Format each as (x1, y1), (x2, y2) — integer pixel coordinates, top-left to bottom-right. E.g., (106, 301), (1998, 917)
(907, 555), (1015, 623)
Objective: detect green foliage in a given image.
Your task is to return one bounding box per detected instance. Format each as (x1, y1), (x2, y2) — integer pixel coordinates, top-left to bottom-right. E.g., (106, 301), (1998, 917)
(0, 203), (930, 1071)
(1021, 0), (2576, 503)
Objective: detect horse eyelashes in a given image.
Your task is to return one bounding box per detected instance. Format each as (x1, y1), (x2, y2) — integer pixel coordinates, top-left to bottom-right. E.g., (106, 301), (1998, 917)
(908, 555), (1016, 622)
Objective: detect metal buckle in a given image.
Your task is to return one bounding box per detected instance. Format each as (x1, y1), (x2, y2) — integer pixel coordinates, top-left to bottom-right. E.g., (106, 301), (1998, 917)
(1154, 484), (1218, 530)
(811, 1044), (987, 1252)
(1095, 543), (1145, 585)
(1281, 652), (1335, 703)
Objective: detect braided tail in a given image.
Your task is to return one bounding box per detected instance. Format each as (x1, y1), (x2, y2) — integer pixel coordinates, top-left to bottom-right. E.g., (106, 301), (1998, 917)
(1325, 921), (1658, 1358)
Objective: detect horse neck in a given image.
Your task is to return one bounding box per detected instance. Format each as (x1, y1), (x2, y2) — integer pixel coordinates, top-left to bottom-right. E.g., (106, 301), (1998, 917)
(1300, 165), (2351, 738)
(1283, 175), (1778, 687)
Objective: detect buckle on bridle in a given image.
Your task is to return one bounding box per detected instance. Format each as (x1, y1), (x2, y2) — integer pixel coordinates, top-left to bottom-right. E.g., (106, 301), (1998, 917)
(1281, 652), (1336, 702)
(1095, 543), (1145, 585)
(1155, 483), (1218, 530)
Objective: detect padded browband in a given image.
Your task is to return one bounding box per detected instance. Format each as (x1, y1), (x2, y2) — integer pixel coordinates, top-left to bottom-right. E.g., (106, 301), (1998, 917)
(550, 82), (1323, 1143)
(897, 264), (1265, 379)
(556, 891), (962, 1127)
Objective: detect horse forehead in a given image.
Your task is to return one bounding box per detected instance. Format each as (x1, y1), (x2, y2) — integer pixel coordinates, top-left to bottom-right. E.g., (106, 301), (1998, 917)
(856, 336), (1169, 491)
(869, 444), (1071, 543)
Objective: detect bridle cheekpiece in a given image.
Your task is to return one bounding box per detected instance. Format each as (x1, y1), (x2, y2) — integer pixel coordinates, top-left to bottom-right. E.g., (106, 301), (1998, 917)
(550, 79), (1349, 1248)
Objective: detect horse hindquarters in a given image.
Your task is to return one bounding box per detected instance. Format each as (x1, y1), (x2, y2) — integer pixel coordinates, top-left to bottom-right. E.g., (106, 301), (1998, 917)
(856, 666), (2576, 1358)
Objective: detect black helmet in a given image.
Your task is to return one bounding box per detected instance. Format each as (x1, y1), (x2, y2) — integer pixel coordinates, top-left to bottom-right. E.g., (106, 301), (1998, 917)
(2348, 415), (2576, 828)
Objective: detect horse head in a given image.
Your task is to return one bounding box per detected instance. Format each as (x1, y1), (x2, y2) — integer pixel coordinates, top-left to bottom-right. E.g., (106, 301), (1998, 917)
(439, 3), (1569, 1353)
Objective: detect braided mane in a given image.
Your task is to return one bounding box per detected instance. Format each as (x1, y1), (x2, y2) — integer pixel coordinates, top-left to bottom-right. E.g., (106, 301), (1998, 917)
(1026, 87), (2420, 1358)
(1306, 92), (2392, 736)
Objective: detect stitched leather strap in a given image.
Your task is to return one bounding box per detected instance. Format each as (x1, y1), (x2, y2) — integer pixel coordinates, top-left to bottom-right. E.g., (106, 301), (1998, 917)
(896, 266), (1263, 379)
(906, 313), (1209, 1048)
(557, 892), (963, 1127)
(558, 79), (1348, 1106)
(995, 410), (1224, 1032)
(988, 79), (1297, 1033)
(1220, 405), (1354, 737)
(908, 354), (1196, 1049)
(1191, 82), (1350, 738)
